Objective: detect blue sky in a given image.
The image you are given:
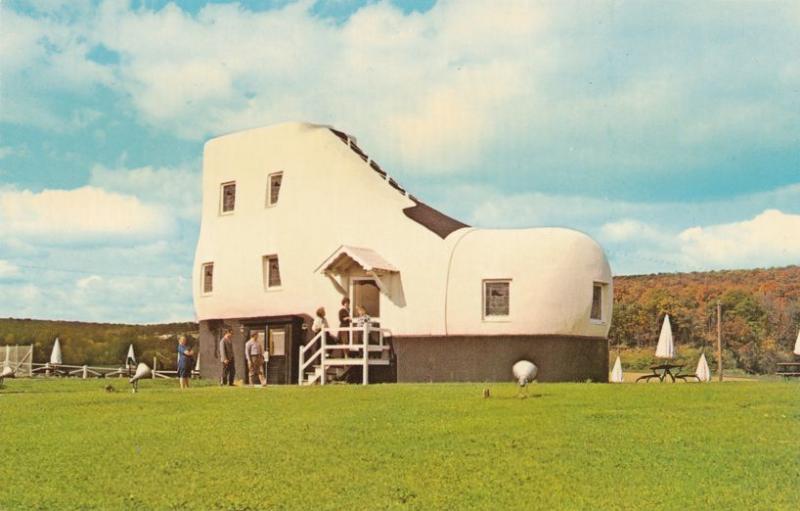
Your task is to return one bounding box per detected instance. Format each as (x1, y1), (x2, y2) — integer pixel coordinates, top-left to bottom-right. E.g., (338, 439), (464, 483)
(1, 0), (799, 323)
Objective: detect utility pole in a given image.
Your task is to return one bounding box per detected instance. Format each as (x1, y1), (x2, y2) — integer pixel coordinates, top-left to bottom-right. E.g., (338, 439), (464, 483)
(716, 301), (723, 382)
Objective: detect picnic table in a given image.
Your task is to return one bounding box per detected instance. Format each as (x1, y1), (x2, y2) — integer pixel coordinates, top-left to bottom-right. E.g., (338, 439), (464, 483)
(636, 363), (698, 383)
(776, 362), (800, 378)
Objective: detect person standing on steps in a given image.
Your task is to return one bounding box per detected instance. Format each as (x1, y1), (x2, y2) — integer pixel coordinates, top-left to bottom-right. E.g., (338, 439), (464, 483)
(219, 329), (236, 386)
(338, 297), (352, 358)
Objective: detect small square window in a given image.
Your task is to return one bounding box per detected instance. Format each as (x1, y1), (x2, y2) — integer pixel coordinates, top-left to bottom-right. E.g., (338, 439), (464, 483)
(263, 255), (281, 289)
(483, 280), (510, 318)
(267, 172), (283, 206)
(591, 283), (604, 321)
(202, 263), (214, 294)
(220, 182), (236, 213)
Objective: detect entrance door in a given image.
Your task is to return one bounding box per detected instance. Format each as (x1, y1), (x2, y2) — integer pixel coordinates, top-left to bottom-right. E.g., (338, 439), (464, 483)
(267, 324), (290, 384)
(351, 278), (380, 320)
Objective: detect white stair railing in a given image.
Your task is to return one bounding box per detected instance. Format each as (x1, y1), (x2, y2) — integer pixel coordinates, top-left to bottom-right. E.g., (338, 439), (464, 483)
(298, 330), (324, 385)
(297, 324), (392, 386)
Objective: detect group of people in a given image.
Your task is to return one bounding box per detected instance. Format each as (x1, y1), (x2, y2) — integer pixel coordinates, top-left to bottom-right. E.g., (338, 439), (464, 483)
(312, 297), (374, 357)
(218, 329), (266, 387)
(176, 298), (374, 389)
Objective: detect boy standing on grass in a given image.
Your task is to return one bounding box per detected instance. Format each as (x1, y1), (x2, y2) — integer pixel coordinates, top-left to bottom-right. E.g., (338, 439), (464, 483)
(219, 329), (235, 386)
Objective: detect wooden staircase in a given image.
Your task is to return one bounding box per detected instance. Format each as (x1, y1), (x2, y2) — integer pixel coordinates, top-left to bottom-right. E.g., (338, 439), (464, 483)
(299, 325), (392, 385)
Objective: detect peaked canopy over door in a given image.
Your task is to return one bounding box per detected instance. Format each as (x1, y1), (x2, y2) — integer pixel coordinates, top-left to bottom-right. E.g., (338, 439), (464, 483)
(316, 245), (398, 275)
(316, 245), (398, 297)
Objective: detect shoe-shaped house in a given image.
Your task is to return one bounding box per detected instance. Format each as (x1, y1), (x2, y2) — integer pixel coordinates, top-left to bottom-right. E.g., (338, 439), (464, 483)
(193, 122), (612, 384)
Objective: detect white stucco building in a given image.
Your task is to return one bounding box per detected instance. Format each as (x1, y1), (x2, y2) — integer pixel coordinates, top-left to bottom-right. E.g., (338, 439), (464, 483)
(193, 122), (612, 383)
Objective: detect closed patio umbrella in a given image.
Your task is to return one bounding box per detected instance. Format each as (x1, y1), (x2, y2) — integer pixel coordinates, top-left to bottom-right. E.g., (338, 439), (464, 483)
(695, 353), (710, 382)
(610, 355), (624, 383)
(50, 338), (62, 365)
(794, 329), (800, 356)
(3, 345), (10, 370)
(655, 315), (675, 359)
(126, 344), (136, 367)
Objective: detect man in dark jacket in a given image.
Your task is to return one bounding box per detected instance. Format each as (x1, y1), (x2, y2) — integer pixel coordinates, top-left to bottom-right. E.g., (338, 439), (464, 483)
(219, 329), (235, 386)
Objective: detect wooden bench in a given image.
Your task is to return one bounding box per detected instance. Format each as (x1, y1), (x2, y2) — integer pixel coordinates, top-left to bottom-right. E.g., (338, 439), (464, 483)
(776, 362), (800, 378)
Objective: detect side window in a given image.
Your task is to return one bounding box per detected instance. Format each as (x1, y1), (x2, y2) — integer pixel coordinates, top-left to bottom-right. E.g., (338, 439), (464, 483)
(263, 255), (281, 289)
(220, 182), (236, 214)
(267, 172), (283, 206)
(483, 280), (510, 319)
(202, 263), (214, 294)
(591, 283), (604, 321)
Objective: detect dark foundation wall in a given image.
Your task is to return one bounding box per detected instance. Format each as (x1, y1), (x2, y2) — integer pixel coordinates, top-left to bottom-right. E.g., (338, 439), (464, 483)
(393, 335), (609, 383)
(197, 319), (247, 381)
(198, 316), (311, 383)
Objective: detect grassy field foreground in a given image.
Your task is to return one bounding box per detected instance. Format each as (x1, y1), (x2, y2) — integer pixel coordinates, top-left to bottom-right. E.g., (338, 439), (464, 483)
(0, 380), (798, 510)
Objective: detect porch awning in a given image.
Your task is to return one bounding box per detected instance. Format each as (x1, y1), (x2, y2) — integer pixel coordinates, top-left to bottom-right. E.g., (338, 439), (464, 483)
(316, 245), (398, 276)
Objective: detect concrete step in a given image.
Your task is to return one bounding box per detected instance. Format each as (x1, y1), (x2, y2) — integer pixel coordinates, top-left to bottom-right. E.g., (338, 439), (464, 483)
(323, 358), (390, 366)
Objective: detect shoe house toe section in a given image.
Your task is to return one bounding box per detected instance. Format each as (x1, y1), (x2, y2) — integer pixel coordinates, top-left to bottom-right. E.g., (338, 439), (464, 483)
(445, 228), (612, 337)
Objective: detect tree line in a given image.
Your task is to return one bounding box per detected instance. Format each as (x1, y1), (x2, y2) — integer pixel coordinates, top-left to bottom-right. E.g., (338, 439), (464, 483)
(0, 318), (197, 370)
(609, 266), (800, 373)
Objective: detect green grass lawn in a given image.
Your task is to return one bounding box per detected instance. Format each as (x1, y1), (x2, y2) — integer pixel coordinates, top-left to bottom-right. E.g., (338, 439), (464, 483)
(1, 379), (798, 510)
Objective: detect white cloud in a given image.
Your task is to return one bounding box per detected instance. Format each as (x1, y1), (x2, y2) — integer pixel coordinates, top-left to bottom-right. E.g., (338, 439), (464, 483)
(76, 275), (102, 289)
(0, 186), (174, 244)
(0, 260), (19, 278)
(430, 182), (800, 274)
(459, 182), (800, 232)
(0, 272), (194, 323)
(0, 6), (116, 129)
(678, 209), (800, 269)
(5, 0), (800, 178)
(599, 220), (668, 244)
(89, 164), (201, 221)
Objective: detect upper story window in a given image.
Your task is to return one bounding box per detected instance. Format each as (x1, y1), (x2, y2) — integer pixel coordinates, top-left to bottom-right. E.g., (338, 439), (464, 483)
(483, 279), (510, 319)
(263, 255), (281, 289)
(591, 283), (604, 322)
(220, 182), (236, 214)
(267, 172), (283, 206)
(202, 262), (214, 294)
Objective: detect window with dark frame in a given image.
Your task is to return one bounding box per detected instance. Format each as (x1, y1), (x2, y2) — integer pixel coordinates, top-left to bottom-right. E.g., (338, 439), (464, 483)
(221, 182), (236, 213)
(264, 255), (281, 288)
(202, 263), (214, 294)
(483, 280), (510, 318)
(591, 283), (603, 321)
(268, 172), (282, 206)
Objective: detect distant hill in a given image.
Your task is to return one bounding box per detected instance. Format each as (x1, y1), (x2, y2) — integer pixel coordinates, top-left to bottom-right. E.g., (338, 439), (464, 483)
(610, 266), (800, 373)
(0, 318), (198, 369)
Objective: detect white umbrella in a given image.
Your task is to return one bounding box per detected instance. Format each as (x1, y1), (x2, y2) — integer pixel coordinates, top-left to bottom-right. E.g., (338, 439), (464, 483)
(194, 352), (200, 372)
(695, 353), (711, 382)
(3, 345), (10, 370)
(655, 315), (675, 359)
(794, 329), (800, 356)
(610, 355), (624, 383)
(126, 344), (136, 366)
(50, 338), (63, 365)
